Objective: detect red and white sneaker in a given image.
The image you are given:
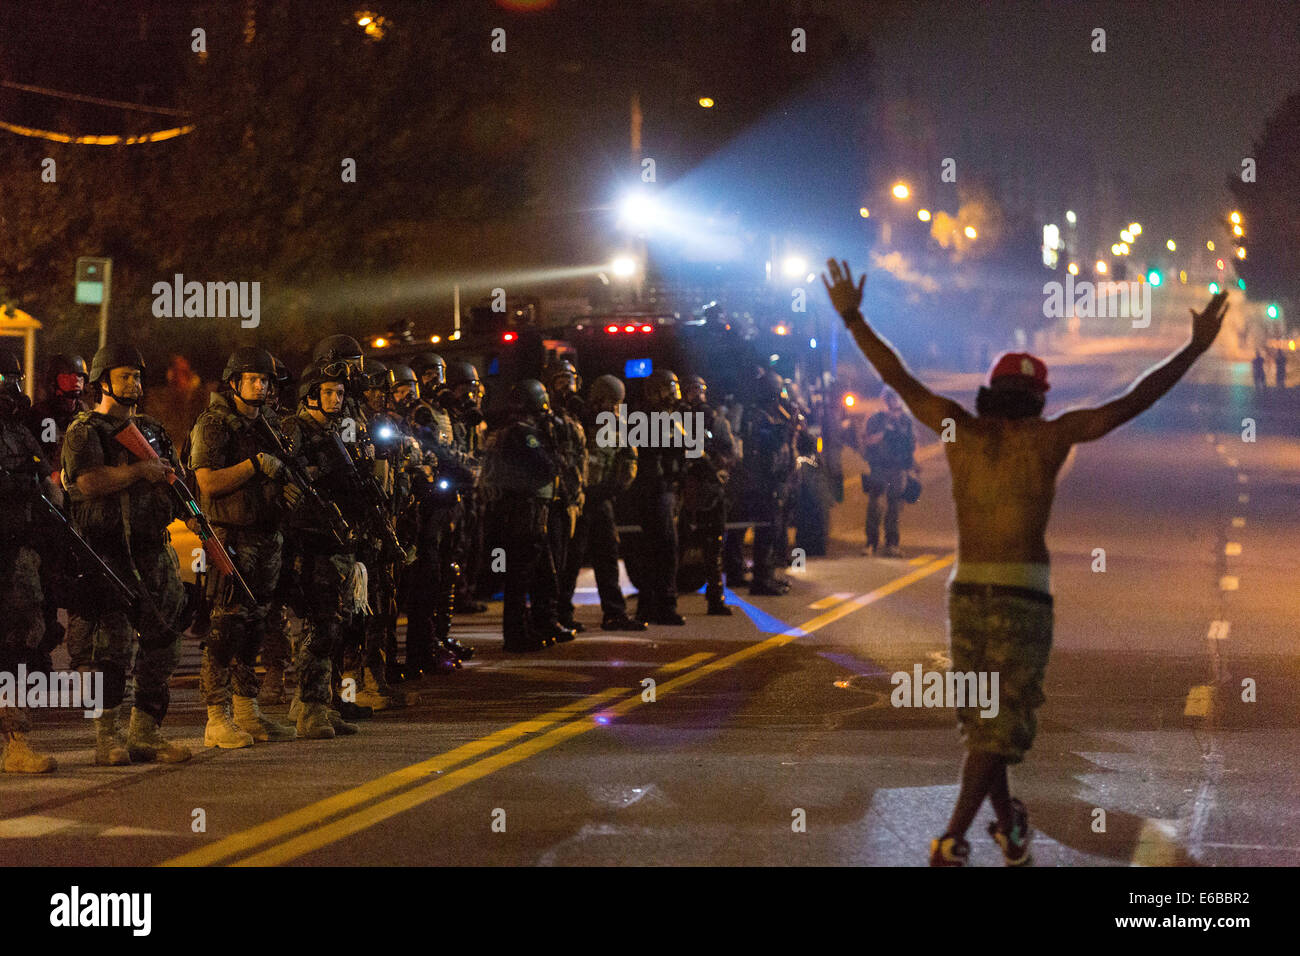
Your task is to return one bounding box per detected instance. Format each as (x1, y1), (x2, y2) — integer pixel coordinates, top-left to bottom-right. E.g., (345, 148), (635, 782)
(988, 798), (1033, 865)
(928, 834), (970, 866)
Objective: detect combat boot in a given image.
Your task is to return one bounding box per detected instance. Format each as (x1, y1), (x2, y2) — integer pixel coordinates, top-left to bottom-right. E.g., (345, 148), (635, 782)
(356, 667), (405, 711)
(204, 704), (254, 749)
(296, 702), (336, 740)
(259, 664), (287, 705)
(326, 708), (360, 736)
(1, 731), (57, 773)
(127, 709), (192, 763)
(94, 711), (131, 765)
(233, 695), (297, 742)
(288, 695), (304, 723)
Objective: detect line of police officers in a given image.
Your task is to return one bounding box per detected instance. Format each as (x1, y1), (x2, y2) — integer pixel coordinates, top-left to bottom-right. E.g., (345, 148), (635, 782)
(0, 336), (808, 773)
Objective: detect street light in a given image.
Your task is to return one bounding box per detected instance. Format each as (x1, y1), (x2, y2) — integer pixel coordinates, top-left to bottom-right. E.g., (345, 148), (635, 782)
(1120, 230), (1134, 243)
(782, 256), (808, 278)
(1236, 247), (1246, 260)
(1166, 239), (1176, 251)
(611, 255), (638, 278)
(1129, 222), (1142, 236)
(1206, 240), (1215, 251)
(1232, 224), (1244, 237)
(1230, 211), (1242, 224)
(917, 209), (931, 222)
(1111, 243), (1122, 255)
(1067, 262), (1079, 275)
(963, 225), (977, 239)
(1096, 260), (1108, 274)
(891, 182), (910, 200)
(698, 97), (715, 108)
(1065, 210), (1077, 224)
(859, 207), (870, 218)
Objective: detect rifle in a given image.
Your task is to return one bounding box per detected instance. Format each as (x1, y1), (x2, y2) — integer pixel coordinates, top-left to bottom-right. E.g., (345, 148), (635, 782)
(112, 420), (257, 606)
(36, 492), (137, 609)
(249, 413), (353, 550)
(322, 431), (406, 560)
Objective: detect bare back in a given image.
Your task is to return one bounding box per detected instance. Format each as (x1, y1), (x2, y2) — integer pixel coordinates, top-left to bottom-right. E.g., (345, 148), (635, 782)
(944, 416), (1073, 564)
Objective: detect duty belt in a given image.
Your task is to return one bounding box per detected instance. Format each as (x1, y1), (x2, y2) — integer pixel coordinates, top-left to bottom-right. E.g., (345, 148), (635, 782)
(949, 581), (1053, 607)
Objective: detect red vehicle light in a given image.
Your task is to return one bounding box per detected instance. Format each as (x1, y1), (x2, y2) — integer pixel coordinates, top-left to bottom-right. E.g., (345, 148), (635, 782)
(624, 324), (635, 333)
(640, 324), (652, 332)
(606, 324), (619, 333)
(502, 332), (516, 342)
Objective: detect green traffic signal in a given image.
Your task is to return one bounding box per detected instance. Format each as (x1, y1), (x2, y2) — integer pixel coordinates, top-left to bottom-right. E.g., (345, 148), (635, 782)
(1147, 270), (1162, 286)
(1266, 303), (1280, 319)
(1209, 282), (1221, 294)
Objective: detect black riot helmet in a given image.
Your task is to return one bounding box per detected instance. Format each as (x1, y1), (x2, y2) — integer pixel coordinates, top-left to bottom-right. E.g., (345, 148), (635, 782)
(89, 344), (146, 406)
(411, 353), (446, 389)
(445, 360), (480, 389)
(588, 374), (625, 413)
(270, 354), (293, 392)
(312, 334), (364, 368)
(508, 379), (550, 418)
(0, 348), (28, 418)
(299, 358), (349, 415)
(385, 363), (421, 410)
(362, 358), (389, 391)
(46, 353), (89, 400)
(643, 368), (681, 408)
(683, 374), (707, 406)
(221, 347), (275, 407)
(543, 358), (581, 397)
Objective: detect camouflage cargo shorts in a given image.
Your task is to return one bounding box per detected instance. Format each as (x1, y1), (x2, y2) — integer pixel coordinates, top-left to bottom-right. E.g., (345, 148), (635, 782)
(946, 586), (1053, 764)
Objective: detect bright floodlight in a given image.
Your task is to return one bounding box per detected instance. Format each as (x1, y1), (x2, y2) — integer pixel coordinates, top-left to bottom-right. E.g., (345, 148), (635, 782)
(610, 256), (638, 278)
(891, 182), (910, 200)
(619, 193), (661, 230)
(782, 256), (807, 278)
(1065, 210), (1077, 224)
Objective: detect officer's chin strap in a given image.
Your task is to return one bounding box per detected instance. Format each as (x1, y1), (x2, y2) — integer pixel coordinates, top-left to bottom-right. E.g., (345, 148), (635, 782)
(346, 561), (372, 615)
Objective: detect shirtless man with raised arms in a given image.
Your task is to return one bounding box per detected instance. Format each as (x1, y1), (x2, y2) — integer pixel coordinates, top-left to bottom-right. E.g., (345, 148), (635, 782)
(823, 258), (1228, 866)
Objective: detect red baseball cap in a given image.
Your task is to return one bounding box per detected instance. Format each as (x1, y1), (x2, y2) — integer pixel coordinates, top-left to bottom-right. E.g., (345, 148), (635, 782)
(988, 351), (1050, 392)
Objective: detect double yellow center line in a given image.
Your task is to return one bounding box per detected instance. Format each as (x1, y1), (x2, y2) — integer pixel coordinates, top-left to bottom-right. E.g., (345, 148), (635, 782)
(161, 553), (954, 867)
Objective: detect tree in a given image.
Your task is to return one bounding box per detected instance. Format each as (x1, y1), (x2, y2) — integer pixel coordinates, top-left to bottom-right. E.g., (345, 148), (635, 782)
(1228, 89), (1300, 329)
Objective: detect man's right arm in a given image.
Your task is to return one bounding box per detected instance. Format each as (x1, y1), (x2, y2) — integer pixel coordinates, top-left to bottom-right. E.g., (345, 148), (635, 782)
(75, 460), (151, 497)
(1052, 291), (1228, 445)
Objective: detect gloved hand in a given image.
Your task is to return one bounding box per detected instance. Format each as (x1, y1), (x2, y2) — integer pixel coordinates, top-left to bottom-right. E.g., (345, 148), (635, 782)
(256, 452), (286, 480)
(281, 482), (304, 509)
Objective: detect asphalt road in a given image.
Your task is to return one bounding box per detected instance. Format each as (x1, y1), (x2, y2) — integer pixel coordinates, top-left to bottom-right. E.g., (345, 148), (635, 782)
(3, 336), (1298, 867)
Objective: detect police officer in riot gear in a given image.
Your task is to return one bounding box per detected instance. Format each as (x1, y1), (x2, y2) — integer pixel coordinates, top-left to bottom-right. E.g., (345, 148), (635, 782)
(0, 349), (60, 772)
(189, 347), (299, 749)
(258, 353), (299, 703)
(482, 380), (573, 651)
(279, 359), (368, 738)
(742, 370), (796, 595)
(681, 374), (736, 615)
(559, 374), (645, 631)
(442, 361), (489, 615)
(542, 359), (588, 632)
(411, 353), (447, 401)
(631, 369), (687, 625)
(62, 344), (193, 765)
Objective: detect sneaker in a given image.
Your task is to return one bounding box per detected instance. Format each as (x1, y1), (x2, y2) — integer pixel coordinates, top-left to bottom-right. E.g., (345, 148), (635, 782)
(988, 798), (1033, 865)
(928, 833), (971, 867)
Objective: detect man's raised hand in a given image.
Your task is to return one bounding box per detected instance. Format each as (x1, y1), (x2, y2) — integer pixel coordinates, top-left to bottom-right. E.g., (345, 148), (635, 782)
(822, 259), (866, 317)
(1190, 291), (1229, 351)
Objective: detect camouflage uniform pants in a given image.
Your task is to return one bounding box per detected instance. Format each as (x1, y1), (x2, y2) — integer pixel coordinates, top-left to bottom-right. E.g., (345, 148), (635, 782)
(341, 543), (391, 673)
(200, 527), (282, 706)
(65, 539), (186, 724)
(946, 587), (1053, 764)
(0, 544), (45, 733)
(296, 552), (355, 705)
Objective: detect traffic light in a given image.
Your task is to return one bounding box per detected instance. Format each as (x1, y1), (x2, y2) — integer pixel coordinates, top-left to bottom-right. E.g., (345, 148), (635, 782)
(1147, 270), (1162, 286)
(1266, 303), (1280, 319)
(1209, 282), (1221, 294)
(1215, 258), (1225, 271)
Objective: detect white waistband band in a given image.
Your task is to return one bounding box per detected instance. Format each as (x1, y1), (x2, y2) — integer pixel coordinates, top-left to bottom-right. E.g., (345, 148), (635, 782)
(949, 561), (1051, 593)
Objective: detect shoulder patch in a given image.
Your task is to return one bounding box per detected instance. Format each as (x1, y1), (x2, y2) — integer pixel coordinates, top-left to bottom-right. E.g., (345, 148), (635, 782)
(525, 434), (540, 449)
(65, 421), (90, 454)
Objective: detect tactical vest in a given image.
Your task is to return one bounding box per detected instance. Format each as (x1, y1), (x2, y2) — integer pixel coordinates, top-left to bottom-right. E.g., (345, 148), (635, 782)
(188, 392), (279, 528)
(62, 411), (177, 549)
(0, 418), (45, 538)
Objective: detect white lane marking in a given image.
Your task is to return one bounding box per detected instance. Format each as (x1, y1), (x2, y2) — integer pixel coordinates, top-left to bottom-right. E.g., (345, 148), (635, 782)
(1207, 620), (1230, 640)
(1232, 517), (1245, 528)
(1238, 494), (1249, 504)
(0, 815), (78, 838)
(1219, 576), (1239, 591)
(1224, 542), (1241, 556)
